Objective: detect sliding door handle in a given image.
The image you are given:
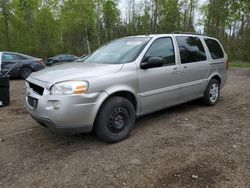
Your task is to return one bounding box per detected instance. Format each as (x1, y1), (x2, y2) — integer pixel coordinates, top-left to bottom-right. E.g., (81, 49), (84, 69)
(173, 67), (178, 71)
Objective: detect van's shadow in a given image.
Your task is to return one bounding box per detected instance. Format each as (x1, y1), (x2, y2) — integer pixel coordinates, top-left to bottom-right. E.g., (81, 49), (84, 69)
(136, 99), (203, 124)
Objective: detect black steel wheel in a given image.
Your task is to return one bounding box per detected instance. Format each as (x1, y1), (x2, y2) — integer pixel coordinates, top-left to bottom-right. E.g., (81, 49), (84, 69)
(94, 96), (136, 143)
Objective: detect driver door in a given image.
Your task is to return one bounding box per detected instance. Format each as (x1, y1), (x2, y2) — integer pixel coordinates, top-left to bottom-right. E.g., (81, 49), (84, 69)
(1, 53), (19, 75)
(138, 37), (182, 115)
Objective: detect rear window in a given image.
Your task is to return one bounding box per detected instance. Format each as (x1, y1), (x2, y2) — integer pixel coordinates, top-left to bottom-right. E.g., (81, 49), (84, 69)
(176, 36), (207, 64)
(204, 38), (224, 59)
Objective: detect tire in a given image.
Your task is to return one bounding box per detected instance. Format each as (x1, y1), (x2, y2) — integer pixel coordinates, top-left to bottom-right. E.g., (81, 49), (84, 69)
(202, 79), (220, 106)
(20, 67), (33, 79)
(94, 96), (136, 143)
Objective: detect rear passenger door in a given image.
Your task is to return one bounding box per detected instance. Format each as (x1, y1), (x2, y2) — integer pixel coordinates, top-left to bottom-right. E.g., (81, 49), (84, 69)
(176, 36), (209, 101)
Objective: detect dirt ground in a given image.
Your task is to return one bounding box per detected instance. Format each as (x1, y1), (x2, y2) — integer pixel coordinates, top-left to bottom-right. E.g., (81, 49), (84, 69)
(0, 68), (249, 188)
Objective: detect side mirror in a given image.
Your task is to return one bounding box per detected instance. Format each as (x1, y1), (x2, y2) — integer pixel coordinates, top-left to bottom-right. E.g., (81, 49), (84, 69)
(141, 57), (164, 69)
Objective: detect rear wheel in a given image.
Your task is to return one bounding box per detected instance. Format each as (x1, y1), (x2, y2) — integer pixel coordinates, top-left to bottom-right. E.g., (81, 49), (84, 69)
(94, 97), (136, 143)
(20, 67), (33, 79)
(202, 79), (220, 106)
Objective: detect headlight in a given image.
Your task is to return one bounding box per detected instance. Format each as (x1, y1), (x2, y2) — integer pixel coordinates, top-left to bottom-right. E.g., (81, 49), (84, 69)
(25, 81), (30, 93)
(51, 81), (88, 95)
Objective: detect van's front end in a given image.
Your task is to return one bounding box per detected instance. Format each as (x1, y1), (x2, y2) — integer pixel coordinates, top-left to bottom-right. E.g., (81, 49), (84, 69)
(25, 63), (121, 134)
(25, 37), (151, 138)
(25, 79), (106, 134)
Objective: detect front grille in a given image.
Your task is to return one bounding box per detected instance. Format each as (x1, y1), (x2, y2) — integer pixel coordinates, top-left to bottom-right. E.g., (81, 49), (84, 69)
(29, 82), (44, 95)
(28, 96), (38, 109)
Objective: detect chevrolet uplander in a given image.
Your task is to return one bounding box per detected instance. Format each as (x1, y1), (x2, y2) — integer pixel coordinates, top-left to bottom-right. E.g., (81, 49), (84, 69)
(25, 33), (228, 143)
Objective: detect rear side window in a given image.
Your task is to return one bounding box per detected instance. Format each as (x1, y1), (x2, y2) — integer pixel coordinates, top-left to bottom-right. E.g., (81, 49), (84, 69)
(176, 36), (206, 64)
(204, 38), (224, 59)
(145, 37), (175, 66)
(16, 54), (27, 60)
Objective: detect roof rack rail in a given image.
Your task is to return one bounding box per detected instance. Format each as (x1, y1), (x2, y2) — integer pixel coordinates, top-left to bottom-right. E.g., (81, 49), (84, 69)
(171, 31), (210, 36)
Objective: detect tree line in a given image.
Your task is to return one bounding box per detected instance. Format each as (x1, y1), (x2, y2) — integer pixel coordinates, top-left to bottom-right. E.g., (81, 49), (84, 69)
(0, 0), (249, 61)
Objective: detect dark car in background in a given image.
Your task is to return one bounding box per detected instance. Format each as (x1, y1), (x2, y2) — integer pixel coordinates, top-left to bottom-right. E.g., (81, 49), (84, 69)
(0, 52), (45, 79)
(75, 54), (88, 62)
(46, 54), (78, 66)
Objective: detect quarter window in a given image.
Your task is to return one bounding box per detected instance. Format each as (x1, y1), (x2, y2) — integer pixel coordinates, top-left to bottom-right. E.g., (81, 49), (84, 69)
(176, 36), (206, 64)
(144, 37), (175, 66)
(204, 38), (224, 59)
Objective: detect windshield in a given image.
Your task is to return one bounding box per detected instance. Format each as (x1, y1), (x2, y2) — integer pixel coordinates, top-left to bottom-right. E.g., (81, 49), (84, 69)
(84, 37), (151, 64)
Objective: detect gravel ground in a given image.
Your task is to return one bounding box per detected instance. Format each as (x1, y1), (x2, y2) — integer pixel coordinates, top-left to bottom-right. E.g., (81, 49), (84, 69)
(0, 68), (249, 188)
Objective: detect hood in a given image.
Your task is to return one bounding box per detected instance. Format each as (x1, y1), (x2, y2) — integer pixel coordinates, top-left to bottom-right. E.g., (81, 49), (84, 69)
(29, 62), (123, 84)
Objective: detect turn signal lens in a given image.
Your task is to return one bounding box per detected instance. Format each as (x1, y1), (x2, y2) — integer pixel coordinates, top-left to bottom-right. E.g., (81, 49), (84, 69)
(51, 81), (88, 95)
(75, 85), (87, 94)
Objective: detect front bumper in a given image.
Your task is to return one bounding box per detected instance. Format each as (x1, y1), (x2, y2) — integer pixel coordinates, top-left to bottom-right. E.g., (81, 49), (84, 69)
(31, 115), (93, 134)
(25, 78), (108, 134)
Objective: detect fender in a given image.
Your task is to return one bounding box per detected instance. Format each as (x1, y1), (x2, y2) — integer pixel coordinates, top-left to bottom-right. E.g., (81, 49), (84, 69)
(104, 85), (141, 115)
(204, 72), (222, 90)
(88, 87), (140, 125)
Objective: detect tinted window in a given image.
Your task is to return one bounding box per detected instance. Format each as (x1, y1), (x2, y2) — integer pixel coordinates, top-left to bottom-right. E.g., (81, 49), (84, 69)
(67, 55), (76, 60)
(58, 55), (66, 59)
(16, 54), (27, 60)
(144, 38), (175, 66)
(2, 53), (26, 61)
(205, 38), (224, 59)
(2, 54), (17, 61)
(176, 36), (206, 64)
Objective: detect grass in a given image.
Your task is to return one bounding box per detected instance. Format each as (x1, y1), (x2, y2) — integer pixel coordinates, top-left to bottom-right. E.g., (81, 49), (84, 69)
(229, 61), (250, 68)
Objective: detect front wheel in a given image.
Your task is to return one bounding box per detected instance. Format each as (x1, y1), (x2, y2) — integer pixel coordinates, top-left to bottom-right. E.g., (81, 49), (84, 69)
(94, 97), (136, 143)
(202, 79), (220, 106)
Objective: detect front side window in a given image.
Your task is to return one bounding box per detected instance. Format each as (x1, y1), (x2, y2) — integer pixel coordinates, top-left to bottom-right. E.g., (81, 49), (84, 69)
(84, 37), (151, 64)
(204, 38), (224, 59)
(144, 37), (175, 66)
(176, 36), (206, 64)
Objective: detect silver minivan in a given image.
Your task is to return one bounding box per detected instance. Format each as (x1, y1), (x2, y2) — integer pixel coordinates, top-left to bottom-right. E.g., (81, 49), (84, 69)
(25, 33), (228, 142)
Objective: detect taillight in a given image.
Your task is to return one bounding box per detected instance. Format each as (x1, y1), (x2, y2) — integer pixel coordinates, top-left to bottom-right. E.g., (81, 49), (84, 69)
(38, 60), (45, 65)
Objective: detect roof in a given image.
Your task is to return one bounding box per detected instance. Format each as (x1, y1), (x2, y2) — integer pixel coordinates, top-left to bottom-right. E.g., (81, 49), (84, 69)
(0, 51), (26, 56)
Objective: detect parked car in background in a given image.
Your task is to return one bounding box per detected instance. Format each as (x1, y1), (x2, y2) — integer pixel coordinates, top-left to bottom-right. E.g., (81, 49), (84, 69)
(0, 52), (45, 79)
(26, 33), (228, 143)
(46, 54), (78, 66)
(75, 54), (88, 62)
